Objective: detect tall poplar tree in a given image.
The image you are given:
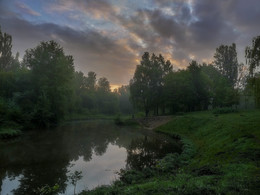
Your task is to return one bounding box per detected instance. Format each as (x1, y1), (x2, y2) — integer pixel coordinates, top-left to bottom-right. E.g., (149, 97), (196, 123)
(245, 35), (260, 108)
(0, 27), (13, 71)
(213, 43), (238, 87)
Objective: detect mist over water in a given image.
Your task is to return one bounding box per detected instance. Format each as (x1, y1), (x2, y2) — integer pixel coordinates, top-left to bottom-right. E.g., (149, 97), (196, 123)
(0, 120), (181, 194)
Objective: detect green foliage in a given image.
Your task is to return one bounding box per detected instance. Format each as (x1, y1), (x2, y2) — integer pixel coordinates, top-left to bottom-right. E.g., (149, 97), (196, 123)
(163, 70), (194, 112)
(156, 111), (260, 193)
(35, 184), (60, 195)
(0, 128), (22, 139)
(164, 61), (211, 112)
(97, 77), (110, 92)
(246, 74), (260, 108)
(114, 115), (138, 126)
(156, 153), (182, 173)
(114, 115), (123, 125)
(0, 26), (13, 71)
(201, 64), (239, 108)
(245, 35), (260, 75)
(134, 112), (145, 118)
(163, 62), (239, 113)
(117, 169), (149, 185)
(0, 71), (16, 98)
(130, 52), (172, 116)
(115, 85), (133, 114)
(212, 107), (238, 114)
(68, 171), (83, 195)
(130, 55), (239, 115)
(22, 40), (75, 126)
(86, 71), (97, 91)
(0, 97), (24, 127)
(96, 89), (118, 114)
(71, 71), (121, 115)
(213, 43), (238, 86)
(86, 110), (260, 194)
(80, 185), (112, 195)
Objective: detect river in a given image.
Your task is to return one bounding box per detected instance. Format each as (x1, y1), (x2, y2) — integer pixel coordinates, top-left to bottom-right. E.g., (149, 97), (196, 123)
(0, 120), (181, 195)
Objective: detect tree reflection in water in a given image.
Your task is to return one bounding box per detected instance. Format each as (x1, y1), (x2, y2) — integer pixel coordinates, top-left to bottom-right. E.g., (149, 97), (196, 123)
(0, 121), (181, 194)
(126, 136), (182, 170)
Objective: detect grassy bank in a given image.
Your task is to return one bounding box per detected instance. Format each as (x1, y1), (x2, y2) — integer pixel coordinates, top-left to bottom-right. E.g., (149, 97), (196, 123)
(0, 128), (22, 139)
(82, 110), (260, 194)
(64, 113), (132, 121)
(65, 113), (139, 127)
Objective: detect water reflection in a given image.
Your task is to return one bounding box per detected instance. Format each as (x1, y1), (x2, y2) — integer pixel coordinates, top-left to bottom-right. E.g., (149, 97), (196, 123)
(0, 120), (180, 194)
(126, 136), (182, 170)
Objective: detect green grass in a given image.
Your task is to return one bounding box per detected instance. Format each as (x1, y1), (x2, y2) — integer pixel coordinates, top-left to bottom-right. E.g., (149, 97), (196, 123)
(81, 110), (260, 194)
(0, 128), (22, 139)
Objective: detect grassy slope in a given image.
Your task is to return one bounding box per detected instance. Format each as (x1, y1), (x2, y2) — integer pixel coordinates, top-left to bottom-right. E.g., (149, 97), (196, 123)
(83, 110), (260, 194)
(155, 110), (260, 194)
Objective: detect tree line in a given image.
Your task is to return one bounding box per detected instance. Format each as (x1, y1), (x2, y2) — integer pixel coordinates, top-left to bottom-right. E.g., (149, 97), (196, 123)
(0, 27), (132, 129)
(130, 38), (260, 116)
(1, 26), (260, 129)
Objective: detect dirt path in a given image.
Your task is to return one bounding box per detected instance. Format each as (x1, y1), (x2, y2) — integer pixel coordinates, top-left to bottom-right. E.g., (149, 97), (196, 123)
(135, 116), (173, 130)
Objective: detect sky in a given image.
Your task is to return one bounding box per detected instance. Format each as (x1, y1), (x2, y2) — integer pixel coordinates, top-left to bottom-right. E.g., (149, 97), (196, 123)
(0, 0), (260, 89)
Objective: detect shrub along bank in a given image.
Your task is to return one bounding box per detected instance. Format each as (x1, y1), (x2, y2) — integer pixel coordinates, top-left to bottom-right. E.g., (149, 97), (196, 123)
(81, 110), (260, 194)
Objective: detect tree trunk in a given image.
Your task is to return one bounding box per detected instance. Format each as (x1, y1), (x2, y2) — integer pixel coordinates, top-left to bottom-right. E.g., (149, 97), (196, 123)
(145, 109), (149, 117)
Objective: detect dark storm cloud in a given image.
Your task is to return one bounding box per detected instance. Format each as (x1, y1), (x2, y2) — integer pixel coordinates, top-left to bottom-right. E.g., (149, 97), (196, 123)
(148, 9), (185, 39)
(121, 0), (257, 65)
(189, 0), (260, 62)
(223, 0), (260, 29)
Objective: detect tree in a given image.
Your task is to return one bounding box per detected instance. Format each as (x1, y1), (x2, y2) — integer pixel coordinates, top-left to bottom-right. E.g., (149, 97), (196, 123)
(213, 43), (238, 87)
(163, 61), (210, 113)
(71, 71), (87, 113)
(245, 35), (260, 75)
(245, 35), (260, 107)
(0, 27), (13, 71)
(116, 85), (133, 114)
(97, 77), (110, 93)
(96, 77), (118, 114)
(201, 64), (239, 108)
(163, 70), (194, 112)
(23, 40), (75, 126)
(187, 61), (210, 110)
(163, 62), (239, 113)
(129, 52), (172, 116)
(86, 71), (97, 91)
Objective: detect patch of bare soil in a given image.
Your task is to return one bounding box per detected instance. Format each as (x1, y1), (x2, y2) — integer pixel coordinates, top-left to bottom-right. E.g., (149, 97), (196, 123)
(136, 116), (173, 130)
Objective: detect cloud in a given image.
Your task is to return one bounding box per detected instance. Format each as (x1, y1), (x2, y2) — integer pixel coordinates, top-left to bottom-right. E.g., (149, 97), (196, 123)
(0, 15), (136, 85)
(119, 0), (242, 66)
(48, 0), (119, 21)
(1, 0), (260, 85)
(15, 2), (41, 16)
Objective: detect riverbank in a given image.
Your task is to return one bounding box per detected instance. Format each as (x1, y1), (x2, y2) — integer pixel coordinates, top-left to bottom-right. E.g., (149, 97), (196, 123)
(82, 110), (260, 194)
(135, 115), (173, 130)
(0, 128), (22, 139)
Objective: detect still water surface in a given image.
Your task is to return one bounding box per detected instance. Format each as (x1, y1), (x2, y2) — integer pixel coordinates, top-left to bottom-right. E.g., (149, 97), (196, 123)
(0, 120), (181, 195)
